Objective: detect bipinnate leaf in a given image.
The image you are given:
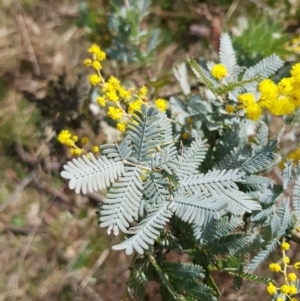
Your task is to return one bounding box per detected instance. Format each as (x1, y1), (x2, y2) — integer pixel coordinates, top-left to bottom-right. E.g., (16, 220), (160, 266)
(61, 153), (124, 194)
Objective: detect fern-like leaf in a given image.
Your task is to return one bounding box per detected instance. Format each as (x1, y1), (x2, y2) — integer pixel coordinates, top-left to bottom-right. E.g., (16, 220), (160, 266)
(225, 190), (261, 215)
(128, 105), (161, 165)
(177, 138), (208, 177)
(249, 239), (280, 271)
(242, 54), (284, 81)
(293, 176), (300, 223)
(180, 169), (244, 196)
(219, 33), (237, 74)
(282, 160), (294, 189)
(168, 194), (226, 227)
(61, 153), (124, 194)
(99, 166), (143, 235)
(112, 202), (172, 254)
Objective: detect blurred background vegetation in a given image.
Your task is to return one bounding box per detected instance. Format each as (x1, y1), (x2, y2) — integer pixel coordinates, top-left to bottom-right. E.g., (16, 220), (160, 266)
(1, 0), (300, 300)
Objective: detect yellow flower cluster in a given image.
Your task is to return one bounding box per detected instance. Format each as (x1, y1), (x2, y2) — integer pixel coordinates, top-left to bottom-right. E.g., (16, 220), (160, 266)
(211, 64), (228, 80)
(266, 241), (299, 301)
(57, 130), (100, 156)
(238, 93), (262, 121)
(84, 44), (165, 133)
(258, 63), (300, 116)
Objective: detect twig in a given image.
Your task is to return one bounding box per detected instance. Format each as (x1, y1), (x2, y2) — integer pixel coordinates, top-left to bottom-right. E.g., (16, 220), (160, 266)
(80, 249), (110, 288)
(14, 0), (41, 76)
(5, 225), (47, 235)
(0, 170), (36, 212)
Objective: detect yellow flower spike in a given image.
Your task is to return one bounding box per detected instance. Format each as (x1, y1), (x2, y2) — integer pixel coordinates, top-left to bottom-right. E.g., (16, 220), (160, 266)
(287, 272), (297, 281)
(266, 282), (277, 295)
(269, 263), (281, 272)
(81, 137), (89, 145)
(283, 256), (290, 264)
(92, 146), (100, 153)
(245, 103), (262, 121)
(107, 106), (124, 120)
(57, 130), (72, 144)
(289, 284), (297, 295)
(97, 96), (106, 107)
(92, 60), (102, 71)
(211, 64), (228, 80)
(83, 59), (92, 66)
(154, 98), (168, 112)
(117, 122), (127, 132)
(89, 74), (102, 86)
(280, 284), (291, 294)
(281, 242), (290, 251)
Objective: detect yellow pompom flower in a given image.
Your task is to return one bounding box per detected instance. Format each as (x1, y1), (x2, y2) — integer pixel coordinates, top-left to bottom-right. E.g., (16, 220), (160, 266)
(283, 256), (290, 264)
(138, 85), (148, 98)
(89, 74), (101, 86)
(238, 93), (255, 106)
(225, 105), (235, 113)
(117, 122), (127, 132)
(211, 64), (228, 80)
(269, 263), (281, 272)
(280, 284), (291, 294)
(71, 135), (78, 142)
(97, 96), (106, 107)
(291, 298), (298, 301)
(81, 137), (89, 145)
(88, 44), (106, 61)
(65, 138), (74, 147)
(107, 107), (124, 120)
(118, 86), (132, 102)
(278, 78), (293, 94)
(268, 97), (295, 116)
(108, 76), (120, 89)
(70, 148), (83, 156)
(92, 60), (102, 71)
(289, 285), (297, 295)
(258, 79), (278, 108)
(181, 132), (189, 139)
(245, 103), (262, 121)
(276, 298), (284, 301)
(83, 59), (92, 66)
(154, 98), (168, 112)
(266, 282), (277, 295)
(294, 261), (300, 269)
(106, 91), (119, 102)
(287, 273), (297, 281)
(281, 242), (290, 251)
(58, 130), (72, 144)
(128, 99), (143, 114)
(92, 146), (100, 153)
(290, 62), (300, 80)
